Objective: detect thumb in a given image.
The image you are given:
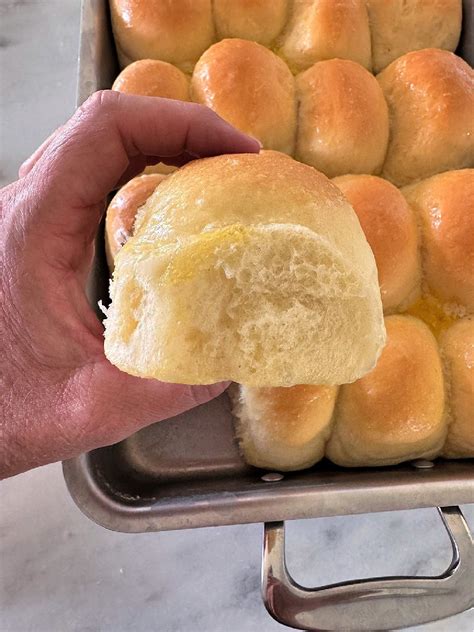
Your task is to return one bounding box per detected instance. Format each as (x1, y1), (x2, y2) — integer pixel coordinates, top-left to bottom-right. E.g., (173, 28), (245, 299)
(76, 358), (231, 451)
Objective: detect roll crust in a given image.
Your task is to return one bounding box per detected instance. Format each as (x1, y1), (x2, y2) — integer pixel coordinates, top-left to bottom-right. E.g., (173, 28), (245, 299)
(191, 39), (296, 154)
(280, 0), (371, 72)
(440, 319), (474, 458)
(231, 383), (338, 471)
(110, 0), (215, 70)
(296, 59), (389, 177)
(112, 59), (190, 100)
(326, 315), (447, 467)
(402, 169), (474, 312)
(213, 0), (288, 45)
(378, 49), (474, 187)
(333, 175), (420, 313)
(105, 173), (167, 271)
(367, 0), (462, 73)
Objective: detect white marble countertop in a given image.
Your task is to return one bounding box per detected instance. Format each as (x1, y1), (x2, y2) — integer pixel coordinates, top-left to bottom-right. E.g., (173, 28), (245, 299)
(0, 2), (473, 631)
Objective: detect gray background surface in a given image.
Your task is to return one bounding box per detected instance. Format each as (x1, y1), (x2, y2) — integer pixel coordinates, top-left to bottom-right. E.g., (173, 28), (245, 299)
(0, 1), (473, 631)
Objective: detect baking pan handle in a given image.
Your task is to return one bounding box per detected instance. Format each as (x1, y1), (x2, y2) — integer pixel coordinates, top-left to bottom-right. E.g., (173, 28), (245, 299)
(262, 506), (473, 631)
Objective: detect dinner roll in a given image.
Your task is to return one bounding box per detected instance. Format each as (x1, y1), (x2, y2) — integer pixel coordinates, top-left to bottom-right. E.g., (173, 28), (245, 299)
(440, 319), (474, 459)
(104, 152), (385, 386)
(378, 49), (474, 187)
(296, 59), (389, 177)
(326, 315), (447, 467)
(280, 0), (371, 72)
(402, 170), (474, 312)
(367, 0), (462, 73)
(213, 0), (288, 45)
(112, 60), (189, 100)
(105, 174), (167, 271)
(231, 383), (338, 471)
(191, 39), (296, 154)
(109, 0), (214, 70)
(333, 175), (420, 313)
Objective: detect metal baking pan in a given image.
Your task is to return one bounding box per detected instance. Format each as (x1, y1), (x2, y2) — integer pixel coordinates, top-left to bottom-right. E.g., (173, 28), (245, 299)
(64, 1), (474, 629)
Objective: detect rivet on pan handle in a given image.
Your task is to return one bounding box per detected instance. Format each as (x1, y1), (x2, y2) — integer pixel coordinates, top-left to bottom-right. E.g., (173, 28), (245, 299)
(261, 507), (474, 631)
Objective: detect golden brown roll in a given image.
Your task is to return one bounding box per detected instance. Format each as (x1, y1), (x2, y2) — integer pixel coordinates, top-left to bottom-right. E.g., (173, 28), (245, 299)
(378, 49), (474, 187)
(104, 152), (385, 387)
(296, 59), (389, 177)
(231, 383), (338, 471)
(191, 39), (296, 154)
(367, 0), (462, 73)
(109, 0), (215, 71)
(105, 173), (167, 271)
(280, 0), (371, 72)
(440, 319), (474, 458)
(333, 175), (420, 313)
(402, 170), (474, 312)
(112, 59), (190, 100)
(326, 315), (447, 467)
(213, 0), (288, 45)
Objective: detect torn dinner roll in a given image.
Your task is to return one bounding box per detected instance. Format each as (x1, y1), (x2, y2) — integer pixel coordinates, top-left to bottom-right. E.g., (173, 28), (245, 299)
(104, 152), (385, 386)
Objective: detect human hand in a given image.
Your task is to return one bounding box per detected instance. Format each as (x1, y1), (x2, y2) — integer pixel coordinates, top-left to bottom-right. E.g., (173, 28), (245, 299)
(0, 91), (260, 478)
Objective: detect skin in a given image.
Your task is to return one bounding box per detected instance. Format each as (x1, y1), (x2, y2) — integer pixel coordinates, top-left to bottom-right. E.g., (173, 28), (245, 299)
(0, 90), (260, 479)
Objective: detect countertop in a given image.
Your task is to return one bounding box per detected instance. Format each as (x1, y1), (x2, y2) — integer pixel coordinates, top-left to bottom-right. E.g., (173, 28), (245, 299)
(0, 2), (473, 631)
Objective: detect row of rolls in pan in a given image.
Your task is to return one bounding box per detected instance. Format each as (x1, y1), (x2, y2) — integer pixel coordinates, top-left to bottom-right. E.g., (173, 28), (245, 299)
(112, 42), (473, 187)
(110, 0), (463, 75)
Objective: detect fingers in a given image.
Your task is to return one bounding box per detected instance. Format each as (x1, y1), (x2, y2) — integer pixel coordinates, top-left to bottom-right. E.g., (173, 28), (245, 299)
(69, 359), (231, 452)
(29, 91), (260, 210)
(18, 125), (64, 178)
(19, 92), (259, 270)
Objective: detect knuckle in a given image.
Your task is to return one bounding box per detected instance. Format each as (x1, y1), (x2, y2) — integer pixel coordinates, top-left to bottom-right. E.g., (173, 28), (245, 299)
(196, 102), (219, 121)
(18, 162), (29, 178)
(78, 89), (120, 120)
(186, 102), (223, 129)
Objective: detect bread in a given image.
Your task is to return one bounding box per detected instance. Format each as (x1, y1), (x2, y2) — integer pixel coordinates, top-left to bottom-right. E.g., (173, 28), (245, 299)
(109, 0), (215, 71)
(326, 315), (447, 467)
(377, 49), (474, 187)
(213, 0), (288, 45)
(440, 319), (474, 459)
(231, 383), (338, 471)
(402, 170), (474, 312)
(296, 59), (389, 177)
(105, 173), (167, 271)
(191, 39), (296, 154)
(333, 175), (420, 313)
(104, 152), (385, 386)
(280, 0), (371, 72)
(367, 0), (462, 73)
(112, 59), (190, 100)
